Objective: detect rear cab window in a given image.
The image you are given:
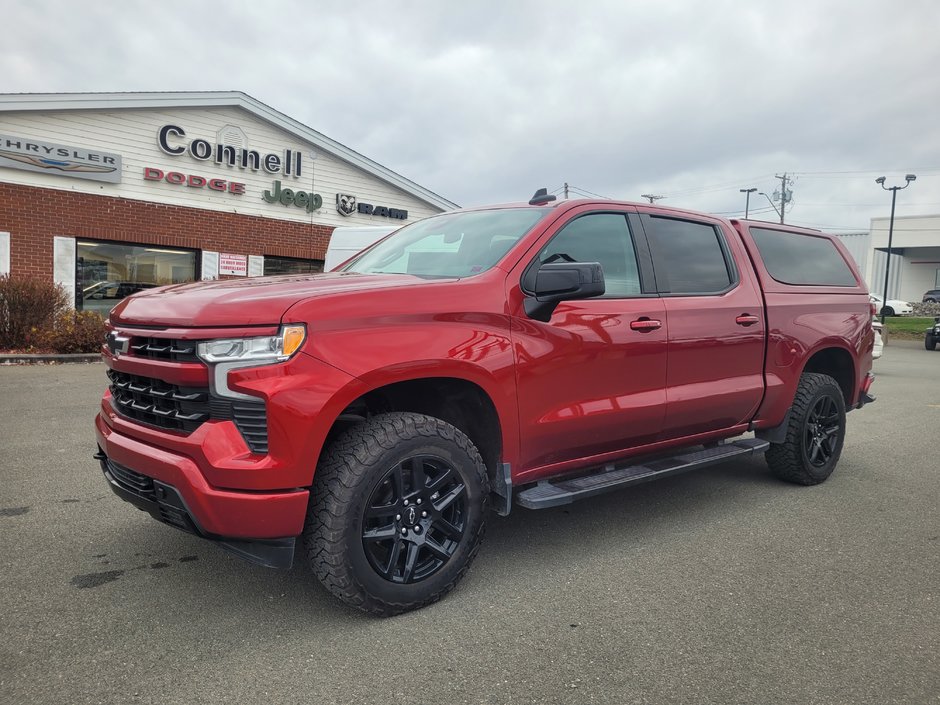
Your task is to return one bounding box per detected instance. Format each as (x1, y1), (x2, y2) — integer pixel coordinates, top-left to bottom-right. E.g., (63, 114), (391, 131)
(748, 227), (858, 286)
(735, 223), (864, 294)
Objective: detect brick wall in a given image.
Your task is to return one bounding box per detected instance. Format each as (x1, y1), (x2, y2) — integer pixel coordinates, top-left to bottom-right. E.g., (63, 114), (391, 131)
(0, 182), (334, 279)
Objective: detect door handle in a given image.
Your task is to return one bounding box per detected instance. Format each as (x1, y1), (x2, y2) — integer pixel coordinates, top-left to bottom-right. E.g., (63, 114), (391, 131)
(736, 314), (760, 326)
(630, 318), (662, 332)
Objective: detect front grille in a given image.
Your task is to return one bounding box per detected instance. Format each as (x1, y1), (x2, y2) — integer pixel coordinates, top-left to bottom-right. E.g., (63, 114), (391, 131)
(108, 369), (269, 452)
(232, 402), (269, 454)
(108, 369), (210, 433)
(105, 458), (156, 501)
(210, 397), (269, 454)
(129, 337), (199, 363)
(101, 456), (198, 534)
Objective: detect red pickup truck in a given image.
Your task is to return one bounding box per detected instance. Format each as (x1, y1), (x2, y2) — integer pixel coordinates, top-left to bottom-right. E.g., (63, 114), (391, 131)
(96, 191), (875, 615)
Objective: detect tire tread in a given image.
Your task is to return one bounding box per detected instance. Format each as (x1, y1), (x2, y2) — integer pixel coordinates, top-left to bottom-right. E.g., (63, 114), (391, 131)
(303, 412), (489, 616)
(765, 372), (846, 486)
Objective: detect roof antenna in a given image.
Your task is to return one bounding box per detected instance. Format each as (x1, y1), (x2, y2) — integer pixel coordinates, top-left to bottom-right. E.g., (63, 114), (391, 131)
(529, 187), (557, 206)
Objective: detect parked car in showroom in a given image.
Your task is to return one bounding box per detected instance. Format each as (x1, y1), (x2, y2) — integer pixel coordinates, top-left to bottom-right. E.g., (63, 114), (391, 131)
(870, 293), (913, 317)
(926, 317), (940, 351)
(923, 289), (940, 303)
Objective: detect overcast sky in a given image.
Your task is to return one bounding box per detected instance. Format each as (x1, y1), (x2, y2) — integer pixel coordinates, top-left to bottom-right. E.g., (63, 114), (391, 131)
(2, 0), (938, 231)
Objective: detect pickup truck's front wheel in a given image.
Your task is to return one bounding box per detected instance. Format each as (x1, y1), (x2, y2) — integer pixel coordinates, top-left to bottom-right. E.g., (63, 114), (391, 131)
(766, 373), (846, 485)
(304, 412), (489, 616)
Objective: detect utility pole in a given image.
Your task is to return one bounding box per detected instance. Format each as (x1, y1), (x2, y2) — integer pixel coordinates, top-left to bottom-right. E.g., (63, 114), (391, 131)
(641, 194), (664, 204)
(774, 173), (792, 224)
(564, 182), (569, 199)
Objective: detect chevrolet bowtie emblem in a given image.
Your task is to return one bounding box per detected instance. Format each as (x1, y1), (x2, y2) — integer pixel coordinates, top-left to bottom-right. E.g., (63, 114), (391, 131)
(106, 332), (130, 357)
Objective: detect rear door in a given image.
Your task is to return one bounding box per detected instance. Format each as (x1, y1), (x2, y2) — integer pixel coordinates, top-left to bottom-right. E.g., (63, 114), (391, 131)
(638, 210), (765, 438)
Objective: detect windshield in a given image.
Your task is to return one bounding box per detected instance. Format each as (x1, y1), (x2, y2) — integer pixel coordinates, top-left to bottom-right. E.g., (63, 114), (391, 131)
(341, 208), (549, 278)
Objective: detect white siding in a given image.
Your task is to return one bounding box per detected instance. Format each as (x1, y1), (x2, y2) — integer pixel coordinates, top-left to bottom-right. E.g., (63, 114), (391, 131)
(832, 232), (870, 278)
(869, 250), (904, 300)
(0, 107), (444, 226)
(868, 214), (940, 301)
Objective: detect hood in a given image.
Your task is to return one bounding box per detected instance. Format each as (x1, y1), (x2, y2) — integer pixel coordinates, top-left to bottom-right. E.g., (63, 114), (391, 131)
(110, 272), (437, 327)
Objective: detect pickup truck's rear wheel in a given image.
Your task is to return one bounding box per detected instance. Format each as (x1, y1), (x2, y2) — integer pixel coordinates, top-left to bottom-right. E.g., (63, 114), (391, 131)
(304, 412), (488, 616)
(765, 373), (846, 485)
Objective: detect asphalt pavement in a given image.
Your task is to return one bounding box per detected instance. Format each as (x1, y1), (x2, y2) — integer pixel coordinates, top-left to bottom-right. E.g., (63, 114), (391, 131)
(1, 343), (937, 704)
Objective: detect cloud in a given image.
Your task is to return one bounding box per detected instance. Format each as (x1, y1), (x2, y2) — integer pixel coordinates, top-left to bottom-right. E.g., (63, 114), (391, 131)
(2, 0), (939, 228)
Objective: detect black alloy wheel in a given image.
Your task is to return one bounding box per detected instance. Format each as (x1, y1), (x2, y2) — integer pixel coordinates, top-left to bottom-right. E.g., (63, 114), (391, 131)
(362, 455), (468, 584)
(304, 412), (488, 616)
(766, 372), (846, 485)
(802, 394), (842, 468)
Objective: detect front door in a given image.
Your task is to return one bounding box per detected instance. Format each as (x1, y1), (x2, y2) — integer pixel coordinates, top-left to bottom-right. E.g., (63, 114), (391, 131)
(509, 209), (667, 478)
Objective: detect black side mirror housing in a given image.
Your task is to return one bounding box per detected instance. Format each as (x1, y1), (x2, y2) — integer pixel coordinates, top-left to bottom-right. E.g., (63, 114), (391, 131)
(524, 262), (605, 322)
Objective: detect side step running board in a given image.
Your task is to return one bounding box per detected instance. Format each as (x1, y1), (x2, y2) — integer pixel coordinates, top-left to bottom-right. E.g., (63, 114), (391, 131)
(516, 438), (770, 510)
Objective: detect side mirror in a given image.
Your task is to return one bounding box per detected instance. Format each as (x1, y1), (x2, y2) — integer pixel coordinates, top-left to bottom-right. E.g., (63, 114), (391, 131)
(524, 262), (605, 322)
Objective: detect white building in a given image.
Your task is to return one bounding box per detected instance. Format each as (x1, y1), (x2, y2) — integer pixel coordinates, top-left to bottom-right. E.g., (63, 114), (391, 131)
(0, 92), (457, 311)
(866, 215), (940, 302)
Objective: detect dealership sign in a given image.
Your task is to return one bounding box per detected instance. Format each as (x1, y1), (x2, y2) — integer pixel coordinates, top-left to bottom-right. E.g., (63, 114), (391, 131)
(0, 134), (122, 183)
(143, 167), (245, 194)
(263, 180), (322, 213)
(219, 253), (248, 276)
(158, 125), (304, 178)
(336, 193), (407, 220)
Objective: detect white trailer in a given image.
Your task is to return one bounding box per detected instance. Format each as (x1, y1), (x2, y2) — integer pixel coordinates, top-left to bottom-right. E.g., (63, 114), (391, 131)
(324, 225), (399, 272)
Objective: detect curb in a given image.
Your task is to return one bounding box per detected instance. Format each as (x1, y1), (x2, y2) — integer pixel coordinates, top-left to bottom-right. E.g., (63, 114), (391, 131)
(0, 353), (102, 365)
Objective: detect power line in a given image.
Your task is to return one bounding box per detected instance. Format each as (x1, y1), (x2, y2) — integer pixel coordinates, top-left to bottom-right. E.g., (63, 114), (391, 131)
(791, 201), (940, 207)
(661, 173), (775, 197)
(794, 171), (940, 180)
(711, 206), (778, 216)
(790, 167), (940, 175)
(566, 184), (612, 199)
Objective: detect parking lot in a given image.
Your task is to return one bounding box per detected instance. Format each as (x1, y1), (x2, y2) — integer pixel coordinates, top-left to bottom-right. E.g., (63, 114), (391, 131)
(1, 342), (937, 705)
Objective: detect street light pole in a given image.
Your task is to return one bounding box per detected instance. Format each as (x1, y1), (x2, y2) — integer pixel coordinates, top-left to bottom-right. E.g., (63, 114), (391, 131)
(758, 191), (781, 221)
(740, 187), (757, 218)
(875, 174), (916, 324)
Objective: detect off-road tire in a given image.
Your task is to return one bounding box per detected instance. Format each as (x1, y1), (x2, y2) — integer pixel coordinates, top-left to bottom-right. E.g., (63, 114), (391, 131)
(303, 412), (489, 616)
(926, 333), (937, 351)
(765, 373), (846, 485)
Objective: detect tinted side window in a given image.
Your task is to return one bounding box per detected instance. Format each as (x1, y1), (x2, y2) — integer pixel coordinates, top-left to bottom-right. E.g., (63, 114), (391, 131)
(645, 217), (733, 294)
(538, 213), (641, 297)
(749, 228), (857, 286)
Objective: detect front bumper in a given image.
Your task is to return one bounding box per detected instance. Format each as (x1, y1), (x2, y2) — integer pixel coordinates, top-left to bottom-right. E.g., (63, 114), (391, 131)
(95, 414), (309, 568)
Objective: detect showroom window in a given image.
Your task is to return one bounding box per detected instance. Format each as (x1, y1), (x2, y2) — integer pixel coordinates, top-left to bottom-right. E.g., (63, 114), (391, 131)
(77, 241), (197, 315)
(263, 256), (324, 276)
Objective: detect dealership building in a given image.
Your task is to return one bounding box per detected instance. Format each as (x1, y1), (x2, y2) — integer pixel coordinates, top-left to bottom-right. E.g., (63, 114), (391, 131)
(0, 92), (456, 314)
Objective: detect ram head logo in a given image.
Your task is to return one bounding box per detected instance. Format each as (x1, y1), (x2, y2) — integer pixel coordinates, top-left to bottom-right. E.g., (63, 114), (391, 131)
(336, 193), (357, 217)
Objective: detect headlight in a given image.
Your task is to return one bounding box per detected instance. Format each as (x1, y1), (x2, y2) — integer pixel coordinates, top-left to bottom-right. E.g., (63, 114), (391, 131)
(197, 324), (306, 400)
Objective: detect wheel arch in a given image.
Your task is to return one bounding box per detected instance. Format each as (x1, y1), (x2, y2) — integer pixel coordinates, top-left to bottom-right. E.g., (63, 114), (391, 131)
(314, 371), (508, 492)
(800, 344), (857, 407)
